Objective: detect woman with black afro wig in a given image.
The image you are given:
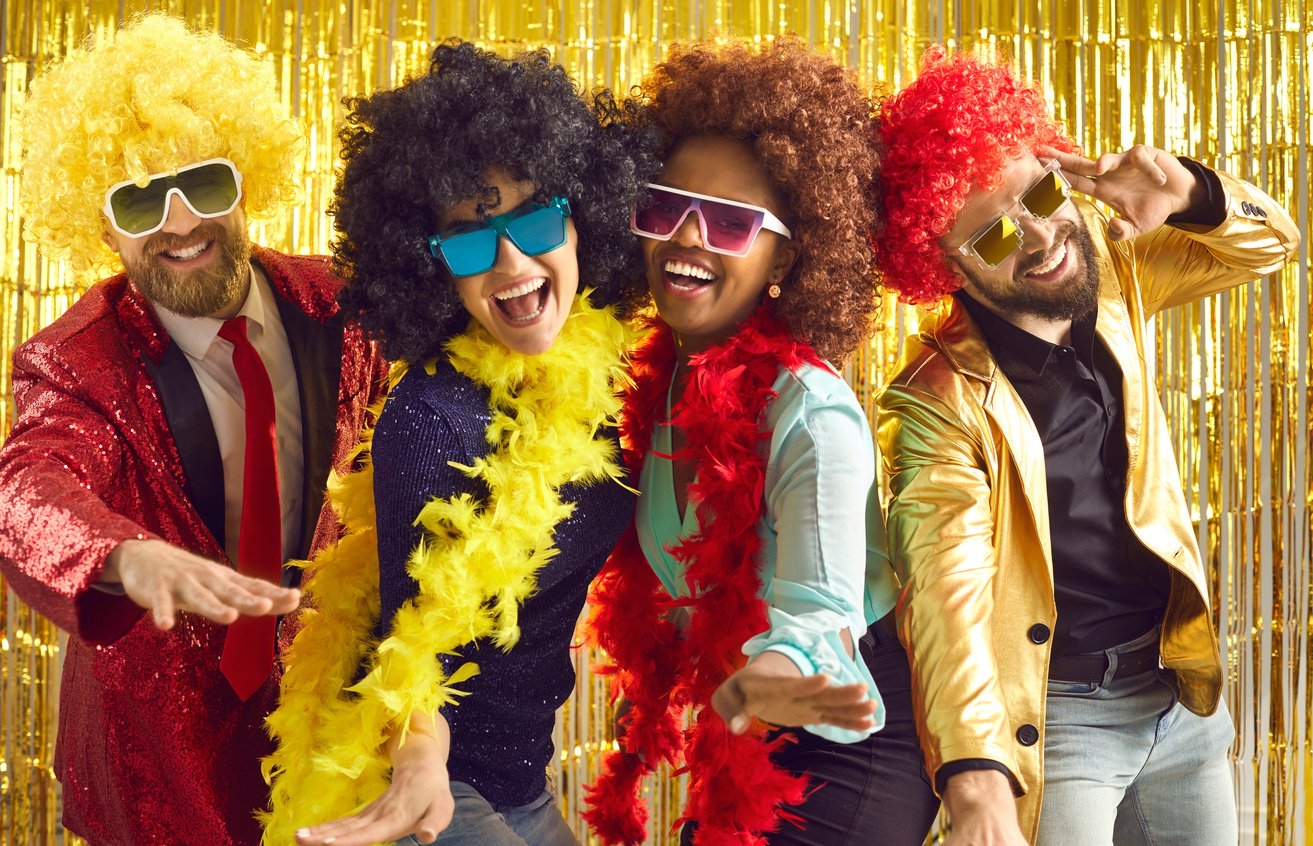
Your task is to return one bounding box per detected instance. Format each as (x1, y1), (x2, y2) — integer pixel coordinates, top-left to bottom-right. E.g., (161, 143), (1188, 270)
(263, 40), (656, 846)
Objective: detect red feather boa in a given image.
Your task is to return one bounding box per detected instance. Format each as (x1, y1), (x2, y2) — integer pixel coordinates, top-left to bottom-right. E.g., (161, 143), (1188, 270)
(584, 306), (829, 845)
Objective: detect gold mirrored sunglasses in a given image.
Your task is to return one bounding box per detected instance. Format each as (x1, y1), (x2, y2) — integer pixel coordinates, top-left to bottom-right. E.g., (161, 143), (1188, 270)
(957, 159), (1073, 269)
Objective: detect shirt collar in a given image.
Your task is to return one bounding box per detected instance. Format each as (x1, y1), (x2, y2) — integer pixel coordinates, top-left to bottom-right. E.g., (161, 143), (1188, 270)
(954, 289), (1099, 379)
(154, 264), (269, 360)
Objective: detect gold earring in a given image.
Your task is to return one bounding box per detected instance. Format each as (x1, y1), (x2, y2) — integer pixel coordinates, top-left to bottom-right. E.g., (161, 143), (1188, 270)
(767, 283), (782, 299)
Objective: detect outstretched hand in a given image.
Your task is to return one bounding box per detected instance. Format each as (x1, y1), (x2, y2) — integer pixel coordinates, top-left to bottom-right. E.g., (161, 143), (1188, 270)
(103, 538), (299, 630)
(711, 650), (877, 734)
(1042, 145), (1205, 242)
(295, 733), (455, 846)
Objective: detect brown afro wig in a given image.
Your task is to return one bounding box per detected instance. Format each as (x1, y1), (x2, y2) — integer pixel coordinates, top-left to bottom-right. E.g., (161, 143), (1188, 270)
(635, 36), (881, 362)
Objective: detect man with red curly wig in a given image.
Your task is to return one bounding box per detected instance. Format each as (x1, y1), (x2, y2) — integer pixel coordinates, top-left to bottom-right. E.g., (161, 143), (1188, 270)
(873, 48), (1299, 845)
(0, 14), (384, 845)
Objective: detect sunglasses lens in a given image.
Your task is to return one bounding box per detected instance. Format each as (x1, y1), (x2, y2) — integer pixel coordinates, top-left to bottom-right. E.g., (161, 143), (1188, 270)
(972, 216), (1022, 268)
(106, 161), (242, 236)
(438, 228), (499, 277)
(107, 180), (171, 236)
(698, 199), (765, 255)
(1021, 171), (1068, 218)
(175, 162), (241, 215)
(633, 187), (693, 237)
(505, 205), (568, 257)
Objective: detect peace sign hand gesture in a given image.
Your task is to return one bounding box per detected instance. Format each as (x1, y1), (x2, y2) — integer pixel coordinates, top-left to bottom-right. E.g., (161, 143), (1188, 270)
(1042, 145), (1206, 242)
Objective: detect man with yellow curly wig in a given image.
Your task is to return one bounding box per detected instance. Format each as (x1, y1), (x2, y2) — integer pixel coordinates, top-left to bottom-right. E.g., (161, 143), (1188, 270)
(0, 14), (384, 845)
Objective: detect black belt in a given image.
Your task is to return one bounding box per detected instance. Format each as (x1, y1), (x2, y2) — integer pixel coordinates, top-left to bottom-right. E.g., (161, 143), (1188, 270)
(1049, 640), (1160, 684)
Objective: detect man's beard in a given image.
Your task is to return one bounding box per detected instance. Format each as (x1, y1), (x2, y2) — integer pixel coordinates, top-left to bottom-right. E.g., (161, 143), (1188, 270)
(963, 217), (1101, 323)
(123, 222), (253, 318)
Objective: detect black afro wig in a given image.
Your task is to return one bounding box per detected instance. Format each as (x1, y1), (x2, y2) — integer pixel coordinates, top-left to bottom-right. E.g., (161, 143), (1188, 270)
(333, 39), (658, 363)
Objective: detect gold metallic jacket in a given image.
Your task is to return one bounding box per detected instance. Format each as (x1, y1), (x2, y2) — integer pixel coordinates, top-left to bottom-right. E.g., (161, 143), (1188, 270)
(877, 172), (1300, 841)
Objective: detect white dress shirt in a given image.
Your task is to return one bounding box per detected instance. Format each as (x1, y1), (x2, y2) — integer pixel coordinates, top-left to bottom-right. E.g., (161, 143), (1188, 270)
(155, 266), (305, 565)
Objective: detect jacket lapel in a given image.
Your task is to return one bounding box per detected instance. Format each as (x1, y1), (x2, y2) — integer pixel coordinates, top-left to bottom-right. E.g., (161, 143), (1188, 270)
(117, 278), (170, 365)
(1086, 221), (1145, 473)
(929, 302), (1053, 567)
(141, 344), (226, 551)
(263, 265), (345, 561)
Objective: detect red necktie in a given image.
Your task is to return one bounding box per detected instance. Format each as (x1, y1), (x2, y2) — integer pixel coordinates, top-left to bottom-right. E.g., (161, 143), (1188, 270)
(216, 316), (283, 701)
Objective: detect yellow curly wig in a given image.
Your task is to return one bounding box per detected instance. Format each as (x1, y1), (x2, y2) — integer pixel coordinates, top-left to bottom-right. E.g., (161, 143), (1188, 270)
(19, 13), (304, 273)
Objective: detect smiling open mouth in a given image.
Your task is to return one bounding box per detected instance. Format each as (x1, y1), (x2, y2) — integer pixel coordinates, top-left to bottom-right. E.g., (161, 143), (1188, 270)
(159, 241), (213, 262)
(1022, 238), (1070, 282)
(493, 277), (548, 322)
(663, 259), (717, 291)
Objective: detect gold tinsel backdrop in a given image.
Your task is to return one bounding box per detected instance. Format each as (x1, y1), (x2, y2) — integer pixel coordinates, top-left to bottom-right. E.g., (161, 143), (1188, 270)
(1, 1), (1309, 844)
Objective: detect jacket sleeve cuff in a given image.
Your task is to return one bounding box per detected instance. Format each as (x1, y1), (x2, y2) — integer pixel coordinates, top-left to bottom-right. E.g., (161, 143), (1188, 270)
(935, 758), (1023, 797)
(1165, 158), (1226, 229)
(72, 533), (159, 645)
(75, 588), (147, 645)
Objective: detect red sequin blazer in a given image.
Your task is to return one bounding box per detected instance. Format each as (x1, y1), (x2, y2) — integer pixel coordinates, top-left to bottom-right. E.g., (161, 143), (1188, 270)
(0, 247), (387, 846)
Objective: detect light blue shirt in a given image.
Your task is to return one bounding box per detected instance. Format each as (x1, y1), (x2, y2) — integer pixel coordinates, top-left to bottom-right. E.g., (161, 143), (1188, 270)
(636, 361), (901, 743)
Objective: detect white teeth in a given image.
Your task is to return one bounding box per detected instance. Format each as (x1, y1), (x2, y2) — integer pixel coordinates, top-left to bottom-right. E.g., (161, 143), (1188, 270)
(663, 260), (715, 281)
(1029, 241), (1067, 276)
(508, 304), (545, 323)
(492, 278), (546, 300)
(165, 242), (209, 261)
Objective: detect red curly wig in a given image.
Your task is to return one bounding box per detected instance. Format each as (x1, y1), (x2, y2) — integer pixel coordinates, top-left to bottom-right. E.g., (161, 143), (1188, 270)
(874, 46), (1079, 305)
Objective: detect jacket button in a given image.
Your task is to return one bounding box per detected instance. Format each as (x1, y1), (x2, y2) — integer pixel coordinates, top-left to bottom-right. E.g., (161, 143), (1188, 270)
(1028, 624), (1051, 644)
(1016, 724), (1039, 746)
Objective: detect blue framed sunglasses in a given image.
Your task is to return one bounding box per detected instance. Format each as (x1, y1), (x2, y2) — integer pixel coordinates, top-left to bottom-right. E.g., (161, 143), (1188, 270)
(427, 196), (572, 277)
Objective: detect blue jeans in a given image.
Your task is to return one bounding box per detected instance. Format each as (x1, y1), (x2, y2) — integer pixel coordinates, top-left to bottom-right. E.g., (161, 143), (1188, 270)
(398, 782), (577, 846)
(1038, 629), (1237, 846)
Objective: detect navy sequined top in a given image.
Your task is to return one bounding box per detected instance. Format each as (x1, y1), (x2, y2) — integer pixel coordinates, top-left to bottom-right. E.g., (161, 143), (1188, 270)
(370, 360), (633, 808)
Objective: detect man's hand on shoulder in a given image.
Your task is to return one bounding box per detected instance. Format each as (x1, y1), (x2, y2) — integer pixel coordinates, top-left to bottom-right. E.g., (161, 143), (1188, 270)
(1043, 145), (1206, 242)
(101, 538), (300, 630)
(942, 768), (1028, 846)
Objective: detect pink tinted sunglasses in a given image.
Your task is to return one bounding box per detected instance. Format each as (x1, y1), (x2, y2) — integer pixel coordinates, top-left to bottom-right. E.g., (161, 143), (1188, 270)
(631, 183), (793, 256)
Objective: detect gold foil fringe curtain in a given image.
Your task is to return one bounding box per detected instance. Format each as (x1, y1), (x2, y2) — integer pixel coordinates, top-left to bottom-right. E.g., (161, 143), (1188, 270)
(1, 1), (1309, 844)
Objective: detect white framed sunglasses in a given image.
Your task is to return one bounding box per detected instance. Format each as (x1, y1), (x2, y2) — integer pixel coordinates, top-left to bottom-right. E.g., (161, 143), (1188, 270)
(102, 158), (244, 238)
(631, 183), (792, 257)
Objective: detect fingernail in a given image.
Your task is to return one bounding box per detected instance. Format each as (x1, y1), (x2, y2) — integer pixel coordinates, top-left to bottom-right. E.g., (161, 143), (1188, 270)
(731, 715), (748, 733)
(296, 830), (310, 838)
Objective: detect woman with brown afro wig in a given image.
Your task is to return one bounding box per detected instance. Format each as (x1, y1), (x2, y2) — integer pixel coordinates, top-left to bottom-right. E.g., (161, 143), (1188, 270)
(584, 36), (939, 846)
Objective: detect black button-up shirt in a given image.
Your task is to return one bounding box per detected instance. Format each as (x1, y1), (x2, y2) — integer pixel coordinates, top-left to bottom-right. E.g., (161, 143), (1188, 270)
(957, 294), (1172, 657)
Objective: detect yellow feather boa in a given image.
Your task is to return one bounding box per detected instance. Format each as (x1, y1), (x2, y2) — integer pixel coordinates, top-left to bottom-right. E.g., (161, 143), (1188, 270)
(261, 295), (633, 845)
